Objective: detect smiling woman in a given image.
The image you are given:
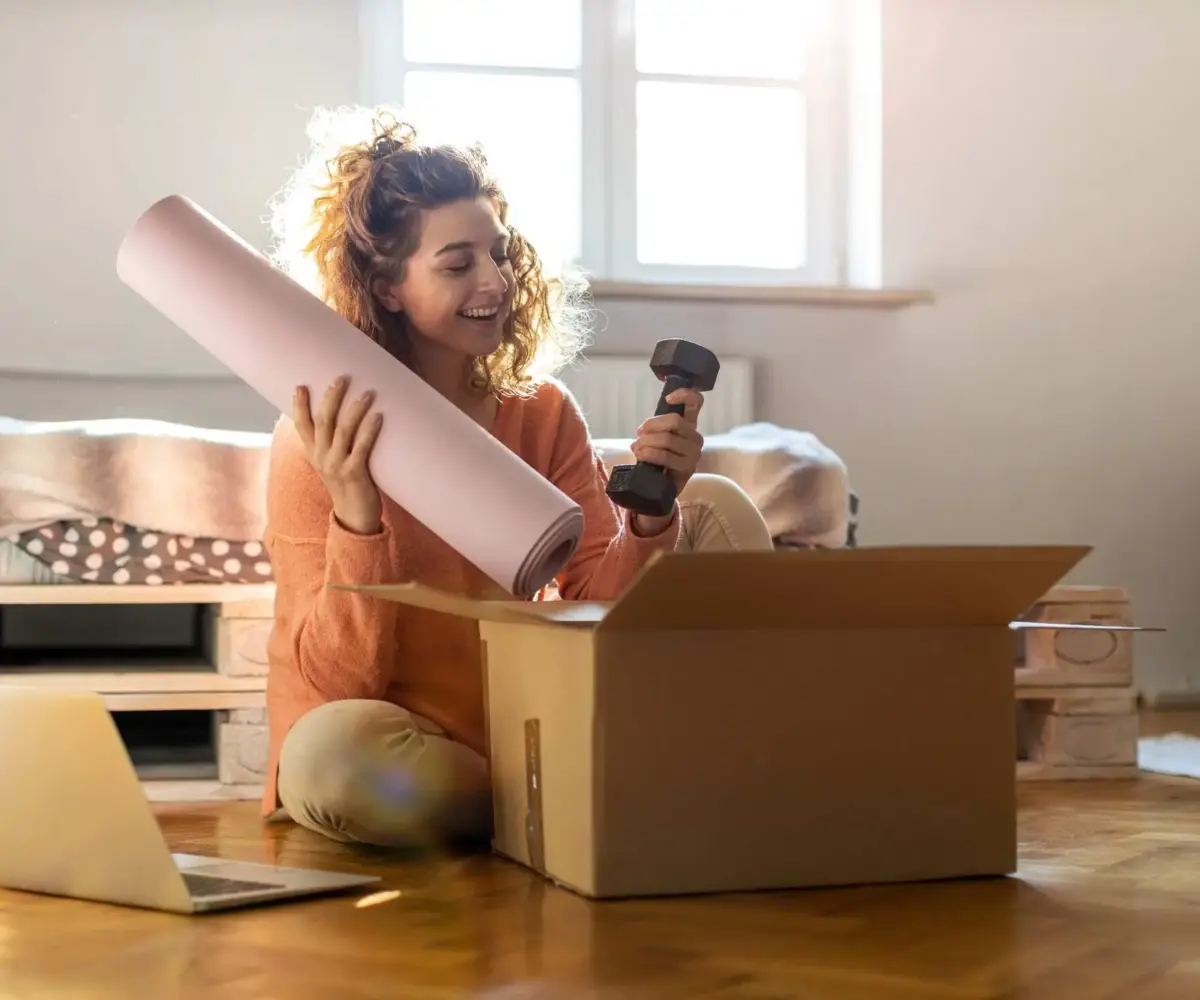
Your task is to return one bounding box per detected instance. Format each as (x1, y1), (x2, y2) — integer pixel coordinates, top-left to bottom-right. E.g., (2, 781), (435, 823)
(253, 105), (777, 851)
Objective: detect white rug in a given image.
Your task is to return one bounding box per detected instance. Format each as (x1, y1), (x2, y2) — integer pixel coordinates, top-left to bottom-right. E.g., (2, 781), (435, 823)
(1138, 733), (1200, 779)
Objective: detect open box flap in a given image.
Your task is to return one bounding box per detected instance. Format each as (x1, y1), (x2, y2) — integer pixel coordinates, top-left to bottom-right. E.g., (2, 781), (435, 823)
(332, 582), (611, 626)
(594, 544), (1093, 632)
(336, 544), (1091, 632)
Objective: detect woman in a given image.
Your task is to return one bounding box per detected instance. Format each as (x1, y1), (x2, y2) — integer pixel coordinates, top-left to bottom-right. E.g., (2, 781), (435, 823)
(262, 108), (774, 848)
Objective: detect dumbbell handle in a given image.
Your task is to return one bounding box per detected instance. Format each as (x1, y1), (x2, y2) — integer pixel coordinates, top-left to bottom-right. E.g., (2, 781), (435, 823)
(653, 373), (691, 419)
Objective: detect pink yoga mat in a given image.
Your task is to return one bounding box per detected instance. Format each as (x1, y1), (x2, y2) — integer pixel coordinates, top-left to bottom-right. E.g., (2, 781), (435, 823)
(116, 195), (584, 597)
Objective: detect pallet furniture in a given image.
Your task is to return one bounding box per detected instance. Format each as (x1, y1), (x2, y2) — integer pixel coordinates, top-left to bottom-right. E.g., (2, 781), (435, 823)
(0, 583), (273, 802)
(1014, 585), (1139, 780)
(0, 579), (1142, 804)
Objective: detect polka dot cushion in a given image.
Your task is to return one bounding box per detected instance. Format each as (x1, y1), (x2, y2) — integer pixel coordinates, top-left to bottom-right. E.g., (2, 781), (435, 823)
(5, 518), (273, 585)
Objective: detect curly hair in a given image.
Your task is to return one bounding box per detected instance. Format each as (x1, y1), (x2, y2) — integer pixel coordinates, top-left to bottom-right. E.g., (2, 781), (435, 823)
(268, 106), (592, 396)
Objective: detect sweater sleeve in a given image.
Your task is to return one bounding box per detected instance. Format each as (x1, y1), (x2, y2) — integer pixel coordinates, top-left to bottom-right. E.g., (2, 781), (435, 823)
(262, 419), (404, 702)
(546, 385), (680, 601)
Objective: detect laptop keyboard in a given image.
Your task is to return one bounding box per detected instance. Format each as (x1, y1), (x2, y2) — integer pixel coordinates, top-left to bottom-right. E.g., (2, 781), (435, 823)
(183, 872), (284, 898)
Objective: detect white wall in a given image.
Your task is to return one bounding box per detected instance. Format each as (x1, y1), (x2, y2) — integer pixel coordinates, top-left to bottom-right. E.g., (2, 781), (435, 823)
(0, 0), (358, 377)
(2, 0), (1199, 702)
(875, 0), (1200, 703)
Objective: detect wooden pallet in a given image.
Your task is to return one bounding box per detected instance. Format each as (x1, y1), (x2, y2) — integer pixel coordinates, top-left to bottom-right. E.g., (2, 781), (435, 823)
(0, 583), (273, 801)
(0, 580), (1148, 794)
(1014, 585), (1139, 781)
(1016, 685), (1139, 781)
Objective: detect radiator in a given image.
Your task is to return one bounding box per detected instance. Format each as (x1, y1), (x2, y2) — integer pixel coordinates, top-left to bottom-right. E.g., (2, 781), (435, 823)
(558, 355), (755, 440)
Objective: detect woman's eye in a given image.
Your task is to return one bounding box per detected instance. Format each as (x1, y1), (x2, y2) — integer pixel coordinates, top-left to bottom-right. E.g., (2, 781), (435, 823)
(446, 262), (470, 273)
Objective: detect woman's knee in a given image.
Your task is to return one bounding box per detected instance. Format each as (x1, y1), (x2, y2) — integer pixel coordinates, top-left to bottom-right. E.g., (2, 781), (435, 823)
(277, 699), (490, 848)
(678, 472), (757, 511)
(277, 700), (423, 841)
(677, 473), (775, 552)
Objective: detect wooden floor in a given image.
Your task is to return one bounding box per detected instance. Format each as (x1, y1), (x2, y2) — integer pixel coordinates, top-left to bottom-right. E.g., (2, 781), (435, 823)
(4, 714), (1200, 999)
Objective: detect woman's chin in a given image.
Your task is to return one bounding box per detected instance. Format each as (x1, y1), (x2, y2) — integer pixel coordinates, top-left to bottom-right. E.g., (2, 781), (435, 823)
(458, 320), (506, 355)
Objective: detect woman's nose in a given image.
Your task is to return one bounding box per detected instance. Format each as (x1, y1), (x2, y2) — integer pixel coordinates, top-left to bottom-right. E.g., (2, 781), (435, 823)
(480, 258), (509, 293)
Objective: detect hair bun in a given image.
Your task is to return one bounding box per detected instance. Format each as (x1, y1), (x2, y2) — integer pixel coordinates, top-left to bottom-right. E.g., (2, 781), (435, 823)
(369, 116), (418, 161)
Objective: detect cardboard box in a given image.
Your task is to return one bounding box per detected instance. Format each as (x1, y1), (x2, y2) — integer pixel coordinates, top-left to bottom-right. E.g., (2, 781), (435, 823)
(346, 544), (1093, 898)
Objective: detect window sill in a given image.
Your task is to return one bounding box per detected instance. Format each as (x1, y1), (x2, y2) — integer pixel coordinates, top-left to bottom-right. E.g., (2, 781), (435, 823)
(587, 280), (934, 309)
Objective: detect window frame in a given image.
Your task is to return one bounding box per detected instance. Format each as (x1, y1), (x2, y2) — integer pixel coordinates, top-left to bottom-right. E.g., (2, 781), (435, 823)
(359, 0), (853, 288)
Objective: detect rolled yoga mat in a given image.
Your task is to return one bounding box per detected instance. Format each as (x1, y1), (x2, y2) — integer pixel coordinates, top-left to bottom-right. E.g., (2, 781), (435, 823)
(115, 195), (584, 597)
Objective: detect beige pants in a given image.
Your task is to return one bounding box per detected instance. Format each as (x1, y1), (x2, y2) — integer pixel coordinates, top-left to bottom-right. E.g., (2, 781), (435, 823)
(275, 473), (773, 847)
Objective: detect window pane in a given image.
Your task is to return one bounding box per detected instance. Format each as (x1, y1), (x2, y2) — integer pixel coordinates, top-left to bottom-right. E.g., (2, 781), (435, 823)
(634, 0), (820, 80)
(636, 82), (805, 269)
(404, 0), (580, 70)
(402, 72), (581, 270)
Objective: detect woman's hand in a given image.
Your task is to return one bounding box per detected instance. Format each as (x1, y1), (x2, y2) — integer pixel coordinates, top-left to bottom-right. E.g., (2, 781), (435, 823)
(628, 386), (705, 535)
(293, 375), (385, 536)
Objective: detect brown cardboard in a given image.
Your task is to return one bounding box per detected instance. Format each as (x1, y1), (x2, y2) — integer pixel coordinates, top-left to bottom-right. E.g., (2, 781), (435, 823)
(343, 544), (1093, 898)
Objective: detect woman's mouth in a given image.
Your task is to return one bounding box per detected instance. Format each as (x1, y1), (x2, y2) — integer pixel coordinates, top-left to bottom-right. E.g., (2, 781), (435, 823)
(459, 305), (501, 323)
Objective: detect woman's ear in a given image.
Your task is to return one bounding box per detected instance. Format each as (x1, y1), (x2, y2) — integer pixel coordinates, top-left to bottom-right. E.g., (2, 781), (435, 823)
(373, 277), (403, 313)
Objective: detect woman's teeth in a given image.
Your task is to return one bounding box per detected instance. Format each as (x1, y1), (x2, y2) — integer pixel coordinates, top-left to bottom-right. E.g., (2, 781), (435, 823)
(460, 306), (499, 319)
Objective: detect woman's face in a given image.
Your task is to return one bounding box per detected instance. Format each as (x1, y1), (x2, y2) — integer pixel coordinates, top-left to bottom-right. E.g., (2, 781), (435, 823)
(375, 196), (516, 360)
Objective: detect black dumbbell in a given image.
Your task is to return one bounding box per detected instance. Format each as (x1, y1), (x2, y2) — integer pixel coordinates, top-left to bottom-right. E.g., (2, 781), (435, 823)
(606, 339), (720, 517)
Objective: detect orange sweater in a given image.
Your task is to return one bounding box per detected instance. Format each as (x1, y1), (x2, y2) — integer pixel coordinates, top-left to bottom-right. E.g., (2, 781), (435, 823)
(261, 378), (680, 815)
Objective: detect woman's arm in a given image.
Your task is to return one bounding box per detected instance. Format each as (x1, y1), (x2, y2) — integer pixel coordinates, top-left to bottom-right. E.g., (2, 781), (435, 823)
(264, 419), (404, 701)
(547, 388), (680, 601)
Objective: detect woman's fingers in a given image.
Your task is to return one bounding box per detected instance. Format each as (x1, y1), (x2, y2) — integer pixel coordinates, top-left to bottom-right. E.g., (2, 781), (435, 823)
(630, 444), (691, 471)
(347, 410), (384, 472)
(331, 389), (376, 459)
(292, 386), (316, 449)
(314, 375), (351, 453)
(632, 394), (705, 479)
(663, 387), (705, 423)
(637, 411), (704, 440)
(632, 429), (696, 459)
(295, 377), (381, 477)
(631, 430), (703, 477)
(634, 412), (704, 455)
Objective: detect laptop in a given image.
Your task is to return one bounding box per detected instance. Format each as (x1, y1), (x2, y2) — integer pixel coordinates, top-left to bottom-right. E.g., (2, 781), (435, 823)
(0, 687), (381, 914)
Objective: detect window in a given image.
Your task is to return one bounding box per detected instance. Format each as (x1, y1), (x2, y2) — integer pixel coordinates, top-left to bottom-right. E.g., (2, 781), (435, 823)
(360, 0), (856, 287)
